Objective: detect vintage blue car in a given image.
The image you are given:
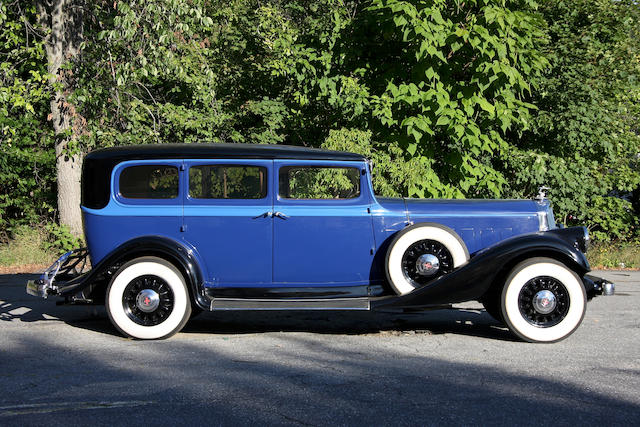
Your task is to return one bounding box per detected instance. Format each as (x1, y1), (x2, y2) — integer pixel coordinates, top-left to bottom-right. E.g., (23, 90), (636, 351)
(27, 143), (614, 341)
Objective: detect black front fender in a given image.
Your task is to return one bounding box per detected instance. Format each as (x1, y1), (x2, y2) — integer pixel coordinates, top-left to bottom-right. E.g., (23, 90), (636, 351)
(57, 236), (209, 310)
(372, 227), (590, 310)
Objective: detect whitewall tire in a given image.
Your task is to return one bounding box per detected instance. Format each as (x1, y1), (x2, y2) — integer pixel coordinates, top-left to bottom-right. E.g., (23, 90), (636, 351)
(501, 257), (586, 343)
(106, 257), (192, 340)
(386, 223), (469, 295)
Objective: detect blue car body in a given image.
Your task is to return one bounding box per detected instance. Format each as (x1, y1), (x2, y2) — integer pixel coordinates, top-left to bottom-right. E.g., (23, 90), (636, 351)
(82, 154), (553, 291)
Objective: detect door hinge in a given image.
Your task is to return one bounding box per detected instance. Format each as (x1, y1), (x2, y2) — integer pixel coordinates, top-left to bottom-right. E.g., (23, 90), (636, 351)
(179, 164), (185, 171)
(180, 225), (187, 232)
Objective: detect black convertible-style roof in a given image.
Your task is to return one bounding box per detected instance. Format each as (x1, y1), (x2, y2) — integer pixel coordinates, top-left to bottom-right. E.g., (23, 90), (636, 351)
(82, 143), (365, 209)
(86, 143), (365, 162)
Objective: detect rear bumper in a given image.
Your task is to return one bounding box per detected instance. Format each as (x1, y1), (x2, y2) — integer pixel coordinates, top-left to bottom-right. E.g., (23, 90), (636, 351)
(26, 279), (49, 298)
(25, 249), (89, 299)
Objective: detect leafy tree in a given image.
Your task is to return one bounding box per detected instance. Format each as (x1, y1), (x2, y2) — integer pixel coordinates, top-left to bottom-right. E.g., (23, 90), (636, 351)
(177, 1), (548, 200)
(361, 0), (549, 199)
(72, 0), (354, 148)
(2, 0), (638, 245)
(0, 2), (56, 232)
(506, 0), (640, 239)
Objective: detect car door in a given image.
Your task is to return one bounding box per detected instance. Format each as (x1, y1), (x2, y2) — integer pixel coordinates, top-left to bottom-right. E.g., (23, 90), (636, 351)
(272, 160), (375, 286)
(182, 159), (273, 286)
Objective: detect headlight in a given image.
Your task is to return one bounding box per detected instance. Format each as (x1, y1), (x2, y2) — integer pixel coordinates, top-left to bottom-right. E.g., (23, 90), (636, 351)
(572, 226), (590, 253)
(583, 227), (590, 252)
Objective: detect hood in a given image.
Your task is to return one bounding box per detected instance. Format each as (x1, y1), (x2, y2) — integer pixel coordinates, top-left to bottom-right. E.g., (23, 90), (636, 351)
(375, 197), (555, 254)
(404, 198), (545, 218)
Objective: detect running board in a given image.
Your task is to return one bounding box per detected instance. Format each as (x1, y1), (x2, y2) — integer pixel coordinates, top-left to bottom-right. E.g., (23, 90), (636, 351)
(210, 297), (370, 311)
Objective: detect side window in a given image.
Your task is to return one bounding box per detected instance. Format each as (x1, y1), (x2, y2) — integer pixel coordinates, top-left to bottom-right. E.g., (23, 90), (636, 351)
(119, 165), (178, 199)
(279, 166), (360, 199)
(189, 165), (267, 199)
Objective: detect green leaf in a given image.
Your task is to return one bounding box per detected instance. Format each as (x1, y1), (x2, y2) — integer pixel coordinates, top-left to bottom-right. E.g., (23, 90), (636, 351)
(435, 115), (449, 127)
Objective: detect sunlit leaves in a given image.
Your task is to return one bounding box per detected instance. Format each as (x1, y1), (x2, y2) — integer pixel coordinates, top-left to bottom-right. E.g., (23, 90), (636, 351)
(367, 0), (547, 198)
(508, 0), (640, 239)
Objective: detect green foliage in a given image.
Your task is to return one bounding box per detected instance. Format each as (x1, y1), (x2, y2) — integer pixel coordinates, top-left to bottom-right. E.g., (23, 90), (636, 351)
(43, 222), (83, 254)
(0, 223), (81, 266)
(322, 128), (431, 197)
(588, 241), (640, 269)
(0, 3), (56, 230)
(72, 0), (232, 148)
(1, 0), (638, 251)
(73, 0), (360, 148)
(365, 0), (549, 198)
(506, 0), (640, 239)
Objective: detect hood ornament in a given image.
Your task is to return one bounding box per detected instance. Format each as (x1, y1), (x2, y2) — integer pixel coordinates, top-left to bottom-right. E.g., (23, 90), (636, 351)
(536, 186), (550, 201)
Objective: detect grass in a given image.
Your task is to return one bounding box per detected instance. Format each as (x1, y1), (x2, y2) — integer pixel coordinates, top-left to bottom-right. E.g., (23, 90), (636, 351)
(588, 241), (640, 270)
(0, 226), (56, 272)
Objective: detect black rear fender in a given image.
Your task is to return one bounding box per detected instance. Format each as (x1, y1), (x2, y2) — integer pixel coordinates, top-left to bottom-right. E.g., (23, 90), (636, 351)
(61, 236), (209, 310)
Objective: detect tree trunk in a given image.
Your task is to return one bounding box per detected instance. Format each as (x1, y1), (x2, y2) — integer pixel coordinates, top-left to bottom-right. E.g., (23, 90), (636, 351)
(38, 0), (85, 237)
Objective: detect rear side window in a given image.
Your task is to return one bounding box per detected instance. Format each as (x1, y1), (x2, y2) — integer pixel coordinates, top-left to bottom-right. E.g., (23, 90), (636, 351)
(119, 165), (179, 199)
(189, 165), (267, 199)
(279, 166), (360, 199)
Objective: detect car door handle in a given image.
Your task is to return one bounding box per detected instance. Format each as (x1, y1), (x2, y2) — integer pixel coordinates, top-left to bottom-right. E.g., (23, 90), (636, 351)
(273, 211), (289, 220)
(253, 211), (273, 219)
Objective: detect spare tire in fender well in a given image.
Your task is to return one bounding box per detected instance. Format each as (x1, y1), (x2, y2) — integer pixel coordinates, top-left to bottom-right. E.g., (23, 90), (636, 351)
(385, 222), (470, 295)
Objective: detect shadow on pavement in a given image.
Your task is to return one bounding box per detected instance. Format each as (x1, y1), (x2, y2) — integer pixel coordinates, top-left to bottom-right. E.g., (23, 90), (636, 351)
(0, 326), (637, 425)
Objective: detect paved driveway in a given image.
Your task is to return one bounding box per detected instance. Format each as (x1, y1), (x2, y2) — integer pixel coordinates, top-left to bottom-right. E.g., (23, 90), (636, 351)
(0, 271), (638, 425)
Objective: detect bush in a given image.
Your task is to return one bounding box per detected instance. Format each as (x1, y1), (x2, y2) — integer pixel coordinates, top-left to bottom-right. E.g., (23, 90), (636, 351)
(588, 241), (640, 269)
(44, 223), (83, 254)
(507, 0), (640, 241)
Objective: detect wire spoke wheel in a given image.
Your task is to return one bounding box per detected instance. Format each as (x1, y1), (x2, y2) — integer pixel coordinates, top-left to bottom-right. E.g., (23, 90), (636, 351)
(106, 257), (191, 339)
(123, 275), (174, 326)
(518, 276), (569, 327)
(501, 257), (586, 343)
(386, 224), (469, 295)
(401, 239), (454, 286)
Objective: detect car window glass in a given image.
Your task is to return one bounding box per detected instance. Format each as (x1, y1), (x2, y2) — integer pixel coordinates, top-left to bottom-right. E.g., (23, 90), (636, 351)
(279, 166), (360, 199)
(189, 165), (266, 199)
(119, 165), (178, 199)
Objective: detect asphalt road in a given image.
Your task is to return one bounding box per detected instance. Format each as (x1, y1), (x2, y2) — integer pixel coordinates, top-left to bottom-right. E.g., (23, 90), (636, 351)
(0, 270), (638, 426)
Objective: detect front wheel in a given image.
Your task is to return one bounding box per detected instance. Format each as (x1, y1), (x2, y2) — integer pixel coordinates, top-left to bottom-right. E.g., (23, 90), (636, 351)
(106, 257), (191, 339)
(501, 257), (586, 343)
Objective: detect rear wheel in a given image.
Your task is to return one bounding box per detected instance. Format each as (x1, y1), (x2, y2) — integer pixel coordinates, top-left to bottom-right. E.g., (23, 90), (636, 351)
(106, 257), (191, 339)
(501, 257), (586, 343)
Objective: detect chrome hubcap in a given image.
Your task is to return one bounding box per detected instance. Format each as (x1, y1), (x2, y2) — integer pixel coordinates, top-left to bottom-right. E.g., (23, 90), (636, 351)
(415, 254), (440, 277)
(532, 290), (556, 314)
(136, 289), (160, 313)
